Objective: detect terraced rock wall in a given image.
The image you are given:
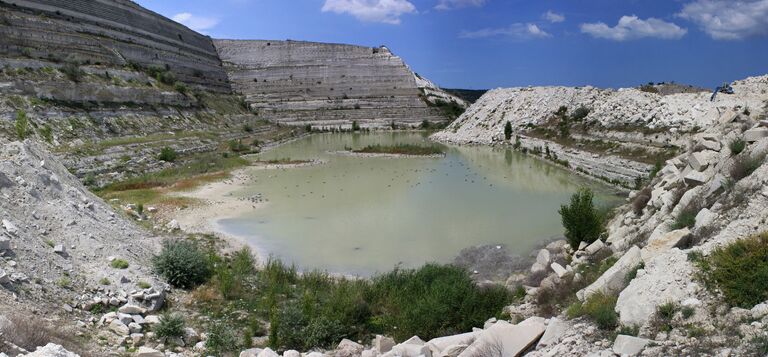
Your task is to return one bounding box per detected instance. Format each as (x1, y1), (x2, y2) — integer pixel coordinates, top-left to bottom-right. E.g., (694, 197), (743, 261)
(0, 0), (230, 93)
(215, 39), (449, 128)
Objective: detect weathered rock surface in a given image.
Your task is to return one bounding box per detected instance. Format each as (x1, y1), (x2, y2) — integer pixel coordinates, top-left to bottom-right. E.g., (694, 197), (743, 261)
(577, 246), (642, 301)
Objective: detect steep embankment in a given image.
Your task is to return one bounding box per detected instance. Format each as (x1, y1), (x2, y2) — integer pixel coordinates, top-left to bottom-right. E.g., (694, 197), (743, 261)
(0, 0), (230, 92)
(0, 1), (299, 186)
(215, 39), (465, 129)
(433, 76), (768, 188)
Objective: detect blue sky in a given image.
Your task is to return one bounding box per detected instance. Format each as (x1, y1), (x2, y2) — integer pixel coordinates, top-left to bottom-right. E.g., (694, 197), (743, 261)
(136, 0), (768, 90)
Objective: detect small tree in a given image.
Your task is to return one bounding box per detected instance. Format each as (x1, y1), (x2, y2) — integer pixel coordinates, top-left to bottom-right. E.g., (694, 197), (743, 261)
(504, 121), (512, 141)
(158, 147), (177, 162)
(152, 240), (212, 289)
(559, 188), (603, 249)
(15, 110), (29, 140)
(351, 120), (360, 132)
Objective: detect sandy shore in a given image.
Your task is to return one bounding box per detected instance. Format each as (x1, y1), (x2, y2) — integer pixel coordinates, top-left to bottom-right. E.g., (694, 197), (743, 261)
(167, 160), (324, 261)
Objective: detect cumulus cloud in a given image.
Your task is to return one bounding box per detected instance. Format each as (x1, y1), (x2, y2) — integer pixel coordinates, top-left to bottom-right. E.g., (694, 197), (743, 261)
(678, 0), (768, 40)
(171, 13), (220, 32)
(460, 23), (551, 39)
(322, 0), (417, 25)
(435, 0), (488, 10)
(580, 15), (687, 41)
(543, 10), (565, 23)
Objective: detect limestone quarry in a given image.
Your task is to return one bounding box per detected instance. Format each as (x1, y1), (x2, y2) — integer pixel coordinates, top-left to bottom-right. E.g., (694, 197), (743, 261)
(0, 0), (768, 357)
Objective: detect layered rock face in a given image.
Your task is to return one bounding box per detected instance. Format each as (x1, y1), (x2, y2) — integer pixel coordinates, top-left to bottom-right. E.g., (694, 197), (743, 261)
(215, 40), (452, 128)
(0, 0), (230, 93)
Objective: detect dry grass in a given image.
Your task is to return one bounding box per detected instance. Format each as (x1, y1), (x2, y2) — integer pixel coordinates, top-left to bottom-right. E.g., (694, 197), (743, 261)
(0, 314), (91, 355)
(632, 187), (652, 215)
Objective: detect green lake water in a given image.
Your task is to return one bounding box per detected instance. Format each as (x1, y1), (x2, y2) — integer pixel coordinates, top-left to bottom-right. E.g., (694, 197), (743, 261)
(217, 132), (621, 276)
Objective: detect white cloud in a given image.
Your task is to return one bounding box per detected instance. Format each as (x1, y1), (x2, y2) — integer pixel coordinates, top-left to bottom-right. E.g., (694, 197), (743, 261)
(460, 23), (552, 39)
(171, 13), (220, 32)
(322, 0), (417, 25)
(678, 0), (768, 40)
(543, 10), (565, 23)
(435, 0), (488, 11)
(580, 15), (687, 41)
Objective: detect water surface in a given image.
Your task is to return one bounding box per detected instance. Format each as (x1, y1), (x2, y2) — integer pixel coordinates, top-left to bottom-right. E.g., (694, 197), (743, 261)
(219, 132), (621, 276)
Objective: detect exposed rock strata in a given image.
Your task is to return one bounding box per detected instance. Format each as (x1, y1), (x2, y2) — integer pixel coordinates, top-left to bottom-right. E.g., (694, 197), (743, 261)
(0, 0), (230, 93)
(215, 39), (458, 128)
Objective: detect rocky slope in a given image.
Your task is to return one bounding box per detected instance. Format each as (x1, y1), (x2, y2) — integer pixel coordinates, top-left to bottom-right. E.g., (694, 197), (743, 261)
(0, 0), (231, 93)
(215, 40), (463, 129)
(433, 75), (768, 188)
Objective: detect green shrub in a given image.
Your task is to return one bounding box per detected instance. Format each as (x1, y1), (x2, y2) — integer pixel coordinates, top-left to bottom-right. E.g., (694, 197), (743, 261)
(695, 233), (768, 307)
(729, 138), (746, 156)
(60, 62), (83, 82)
(152, 240), (212, 289)
(137, 281), (151, 289)
(15, 110), (29, 140)
(206, 322), (240, 355)
(155, 313), (185, 339)
(672, 209), (698, 230)
(420, 120), (431, 129)
(570, 106), (591, 122)
(243, 124), (254, 133)
(111, 259), (129, 269)
(559, 188), (603, 249)
(99, 277), (111, 285)
(39, 124), (53, 143)
(158, 147), (177, 162)
(681, 306), (695, 319)
(568, 292), (618, 330)
(504, 121), (512, 141)
(368, 264), (510, 341)
(228, 139), (249, 153)
(351, 121), (360, 131)
(174, 82), (188, 94)
(656, 302), (678, 320)
(156, 71), (176, 85)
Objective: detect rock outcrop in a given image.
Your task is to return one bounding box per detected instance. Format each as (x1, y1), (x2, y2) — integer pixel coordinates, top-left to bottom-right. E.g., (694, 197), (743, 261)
(215, 39), (460, 128)
(0, 0), (230, 93)
(433, 75), (768, 187)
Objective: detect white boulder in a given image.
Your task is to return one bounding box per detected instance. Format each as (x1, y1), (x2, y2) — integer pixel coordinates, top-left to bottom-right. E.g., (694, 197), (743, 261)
(577, 246), (642, 301)
(612, 335), (650, 356)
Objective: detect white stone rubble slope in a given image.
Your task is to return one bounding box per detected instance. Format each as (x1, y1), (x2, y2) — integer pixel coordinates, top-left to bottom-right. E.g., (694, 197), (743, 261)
(432, 75), (768, 187)
(529, 104), (768, 355)
(434, 75), (767, 145)
(0, 140), (162, 309)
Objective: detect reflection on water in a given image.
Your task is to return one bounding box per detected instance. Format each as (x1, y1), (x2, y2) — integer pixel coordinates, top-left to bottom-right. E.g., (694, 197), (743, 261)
(218, 132), (621, 276)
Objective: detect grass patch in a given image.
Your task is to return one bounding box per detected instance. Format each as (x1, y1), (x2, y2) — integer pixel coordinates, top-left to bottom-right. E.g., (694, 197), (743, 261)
(110, 259), (129, 269)
(351, 144), (444, 156)
(191, 251), (511, 351)
(567, 292), (618, 330)
(695, 232), (768, 308)
(729, 138), (746, 156)
(730, 151), (766, 181)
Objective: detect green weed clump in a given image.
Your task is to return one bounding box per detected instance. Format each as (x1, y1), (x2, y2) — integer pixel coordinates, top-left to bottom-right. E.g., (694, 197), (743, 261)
(155, 313), (185, 339)
(729, 138), (746, 156)
(110, 259), (129, 269)
(567, 292), (618, 330)
(158, 147), (178, 162)
(695, 232), (768, 308)
(559, 188), (603, 249)
(152, 240), (212, 289)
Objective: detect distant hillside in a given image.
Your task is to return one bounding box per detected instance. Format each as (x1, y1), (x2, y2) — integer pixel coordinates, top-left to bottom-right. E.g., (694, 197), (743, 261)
(444, 89), (489, 104)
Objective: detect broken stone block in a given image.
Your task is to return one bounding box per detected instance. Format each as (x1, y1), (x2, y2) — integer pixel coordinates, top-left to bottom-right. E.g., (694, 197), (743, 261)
(577, 246), (642, 301)
(684, 171), (708, 186)
(585, 239), (605, 256)
(745, 127), (768, 143)
(612, 335), (650, 356)
(641, 228), (690, 261)
(688, 150), (717, 171)
(550, 262), (568, 278)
